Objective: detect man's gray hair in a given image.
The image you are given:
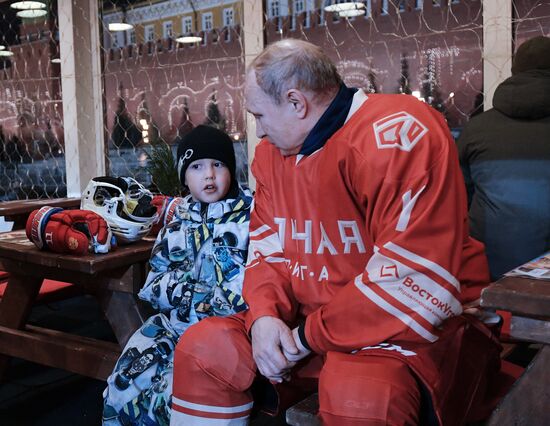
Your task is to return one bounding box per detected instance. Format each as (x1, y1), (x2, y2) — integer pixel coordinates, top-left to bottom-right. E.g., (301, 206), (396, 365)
(249, 39), (342, 104)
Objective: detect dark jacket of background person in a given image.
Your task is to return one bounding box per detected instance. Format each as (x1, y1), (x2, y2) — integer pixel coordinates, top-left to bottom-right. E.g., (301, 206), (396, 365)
(457, 36), (550, 280)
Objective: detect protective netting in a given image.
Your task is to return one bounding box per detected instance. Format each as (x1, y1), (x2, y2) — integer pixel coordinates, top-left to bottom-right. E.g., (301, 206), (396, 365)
(101, 0), (247, 196)
(0, 0), (549, 201)
(263, 0), (546, 135)
(266, 0), (486, 137)
(0, 0), (64, 200)
(514, 1), (550, 44)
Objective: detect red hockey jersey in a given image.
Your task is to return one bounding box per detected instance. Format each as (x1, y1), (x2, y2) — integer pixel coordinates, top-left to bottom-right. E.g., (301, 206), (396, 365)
(243, 91), (490, 355)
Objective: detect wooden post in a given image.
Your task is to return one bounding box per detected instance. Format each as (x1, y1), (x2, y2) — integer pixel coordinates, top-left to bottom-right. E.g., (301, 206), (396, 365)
(483, 0), (512, 110)
(242, 0), (265, 191)
(58, 0), (105, 197)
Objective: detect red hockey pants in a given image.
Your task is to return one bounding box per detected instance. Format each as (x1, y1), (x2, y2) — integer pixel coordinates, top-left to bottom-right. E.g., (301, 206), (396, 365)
(170, 313), (421, 425)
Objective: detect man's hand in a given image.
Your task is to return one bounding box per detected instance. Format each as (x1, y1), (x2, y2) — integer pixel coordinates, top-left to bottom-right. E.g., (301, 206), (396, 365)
(283, 327), (312, 362)
(463, 298), (483, 318)
(251, 316), (298, 383)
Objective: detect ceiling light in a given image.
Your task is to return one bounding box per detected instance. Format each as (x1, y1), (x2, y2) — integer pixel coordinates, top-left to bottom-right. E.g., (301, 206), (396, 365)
(0, 51), (14, 57)
(16, 9), (47, 18)
(108, 22), (134, 31)
(10, 1), (46, 10)
(51, 57), (61, 63)
(175, 35), (202, 44)
(324, 2), (365, 13)
(338, 8), (366, 17)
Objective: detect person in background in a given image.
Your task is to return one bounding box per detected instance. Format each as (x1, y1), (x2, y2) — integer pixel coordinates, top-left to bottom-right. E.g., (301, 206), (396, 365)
(169, 39), (503, 426)
(458, 35), (550, 280)
(102, 125), (252, 425)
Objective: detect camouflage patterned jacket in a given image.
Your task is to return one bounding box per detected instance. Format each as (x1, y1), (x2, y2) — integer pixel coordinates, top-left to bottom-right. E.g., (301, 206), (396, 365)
(139, 187), (252, 335)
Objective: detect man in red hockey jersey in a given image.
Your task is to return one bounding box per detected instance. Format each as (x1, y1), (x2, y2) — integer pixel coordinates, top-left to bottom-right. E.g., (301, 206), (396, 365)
(170, 39), (502, 425)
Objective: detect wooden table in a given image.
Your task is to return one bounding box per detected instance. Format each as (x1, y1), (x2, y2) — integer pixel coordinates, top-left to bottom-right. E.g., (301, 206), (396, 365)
(0, 197), (81, 230)
(480, 276), (550, 426)
(0, 230), (154, 381)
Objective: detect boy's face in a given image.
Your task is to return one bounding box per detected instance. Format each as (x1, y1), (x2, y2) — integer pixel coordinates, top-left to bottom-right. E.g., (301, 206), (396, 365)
(185, 158), (231, 204)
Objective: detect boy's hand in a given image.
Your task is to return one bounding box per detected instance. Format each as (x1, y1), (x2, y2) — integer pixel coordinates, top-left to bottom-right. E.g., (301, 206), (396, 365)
(251, 316), (298, 383)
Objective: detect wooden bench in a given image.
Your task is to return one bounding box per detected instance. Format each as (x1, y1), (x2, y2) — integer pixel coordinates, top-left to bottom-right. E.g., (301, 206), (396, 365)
(480, 276), (550, 425)
(0, 279), (82, 304)
(0, 197), (81, 230)
(286, 392), (320, 426)
(0, 229), (154, 381)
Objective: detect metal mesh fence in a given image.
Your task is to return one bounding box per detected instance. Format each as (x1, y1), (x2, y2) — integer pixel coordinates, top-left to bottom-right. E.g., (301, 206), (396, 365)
(0, 0), (549, 201)
(0, 0), (65, 200)
(265, 0), (485, 138)
(514, 1), (550, 44)
(101, 0), (247, 196)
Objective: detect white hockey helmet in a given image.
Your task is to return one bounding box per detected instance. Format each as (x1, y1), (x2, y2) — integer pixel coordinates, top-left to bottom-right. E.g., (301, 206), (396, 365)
(81, 176), (159, 243)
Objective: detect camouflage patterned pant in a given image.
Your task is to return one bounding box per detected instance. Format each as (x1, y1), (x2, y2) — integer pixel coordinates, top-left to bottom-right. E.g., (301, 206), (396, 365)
(103, 314), (179, 426)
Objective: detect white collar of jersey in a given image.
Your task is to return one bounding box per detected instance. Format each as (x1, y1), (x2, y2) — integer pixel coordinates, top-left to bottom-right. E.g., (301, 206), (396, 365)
(345, 89), (369, 124)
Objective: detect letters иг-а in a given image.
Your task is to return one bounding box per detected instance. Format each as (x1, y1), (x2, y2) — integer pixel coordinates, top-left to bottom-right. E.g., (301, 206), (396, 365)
(274, 218), (367, 283)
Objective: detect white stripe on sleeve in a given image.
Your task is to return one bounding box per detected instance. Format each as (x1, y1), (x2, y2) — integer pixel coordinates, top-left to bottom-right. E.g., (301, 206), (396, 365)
(248, 233), (283, 258)
(249, 224), (271, 237)
(354, 275), (438, 342)
(384, 241), (460, 291)
(366, 251), (462, 325)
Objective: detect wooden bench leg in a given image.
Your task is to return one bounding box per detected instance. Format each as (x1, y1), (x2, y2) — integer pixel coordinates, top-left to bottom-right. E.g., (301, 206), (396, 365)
(95, 289), (149, 348)
(487, 345), (550, 425)
(0, 274), (42, 381)
(93, 263), (150, 348)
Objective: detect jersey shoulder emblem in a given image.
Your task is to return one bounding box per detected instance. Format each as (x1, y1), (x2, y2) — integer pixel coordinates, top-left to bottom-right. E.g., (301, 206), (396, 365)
(373, 111), (428, 152)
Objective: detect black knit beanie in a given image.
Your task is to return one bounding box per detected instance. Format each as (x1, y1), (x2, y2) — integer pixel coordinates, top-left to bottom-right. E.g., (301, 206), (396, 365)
(512, 36), (550, 75)
(176, 125), (237, 188)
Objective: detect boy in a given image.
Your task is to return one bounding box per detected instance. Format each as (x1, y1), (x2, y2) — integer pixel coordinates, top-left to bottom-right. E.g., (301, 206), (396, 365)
(102, 125), (252, 426)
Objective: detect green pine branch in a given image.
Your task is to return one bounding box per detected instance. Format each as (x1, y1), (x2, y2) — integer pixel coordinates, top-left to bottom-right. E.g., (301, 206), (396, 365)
(146, 139), (183, 196)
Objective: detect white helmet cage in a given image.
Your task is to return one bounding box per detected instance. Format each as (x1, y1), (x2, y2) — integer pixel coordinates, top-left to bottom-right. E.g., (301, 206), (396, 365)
(81, 176), (159, 243)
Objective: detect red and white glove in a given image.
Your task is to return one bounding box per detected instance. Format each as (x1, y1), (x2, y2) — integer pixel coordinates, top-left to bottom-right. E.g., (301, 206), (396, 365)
(26, 206), (115, 255)
(150, 195), (184, 235)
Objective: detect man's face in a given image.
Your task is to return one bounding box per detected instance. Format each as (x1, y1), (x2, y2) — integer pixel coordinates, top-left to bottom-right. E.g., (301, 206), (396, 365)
(245, 72), (304, 156)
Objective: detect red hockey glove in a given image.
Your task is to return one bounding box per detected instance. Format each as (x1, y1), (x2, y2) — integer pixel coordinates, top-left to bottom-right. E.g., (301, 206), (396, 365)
(26, 206), (115, 255)
(150, 195), (184, 235)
